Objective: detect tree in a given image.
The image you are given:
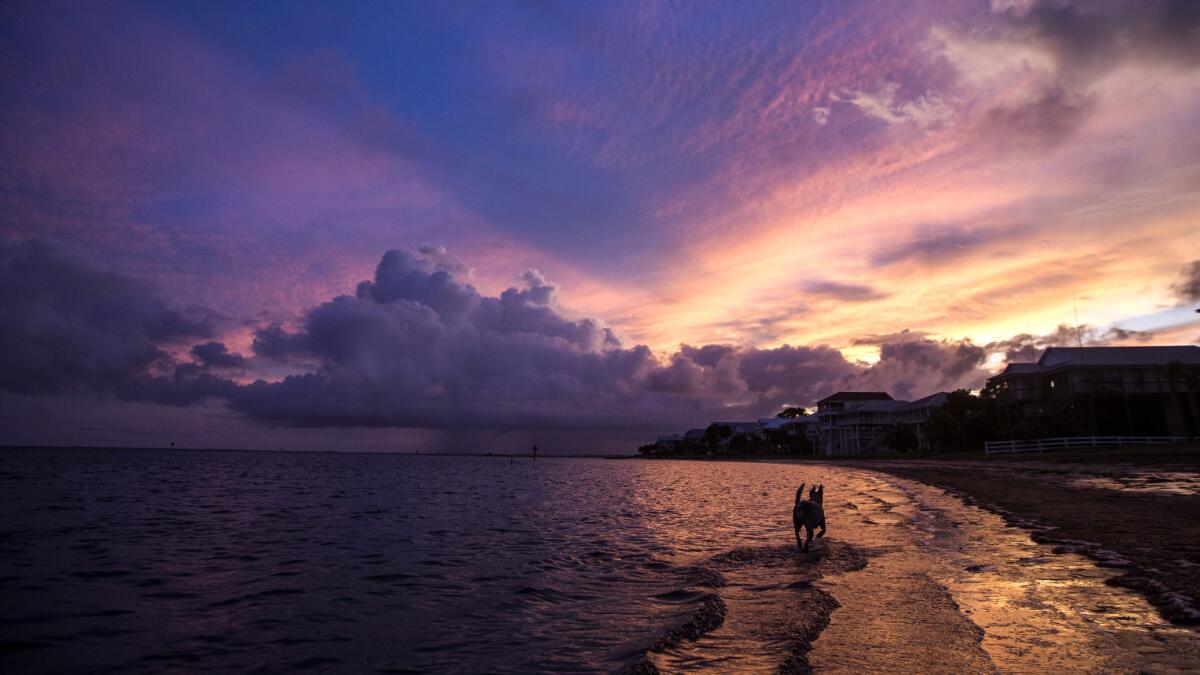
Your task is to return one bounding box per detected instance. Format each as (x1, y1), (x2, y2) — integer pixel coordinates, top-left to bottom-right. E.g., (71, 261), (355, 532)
(778, 407), (809, 419)
(637, 443), (658, 456)
(787, 432), (814, 455)
(729, 434), (750, 453)
(941, 389), (997, 450)
(704, 423), (732, 453)
(925, 408), (965, 452)
(1164, 360), (1199, 437)
(884, 424), (919, 453)
(764, 428), (788, 450)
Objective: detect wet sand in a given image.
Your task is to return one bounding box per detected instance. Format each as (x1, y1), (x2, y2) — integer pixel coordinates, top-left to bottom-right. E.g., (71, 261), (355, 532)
(861, 453), (1200, 627)
(625, 461), (1200, 673)
(804, 467), (1200, 674)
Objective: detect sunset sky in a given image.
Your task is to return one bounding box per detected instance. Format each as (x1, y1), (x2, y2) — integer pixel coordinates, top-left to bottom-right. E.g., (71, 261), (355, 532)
(2, 0), (1198, 451)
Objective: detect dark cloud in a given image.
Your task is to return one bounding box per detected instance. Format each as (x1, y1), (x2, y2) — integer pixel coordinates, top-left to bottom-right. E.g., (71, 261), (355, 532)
(851, 334), (989, 400)
(0, 243), (1005, 435)
(191, 341), (247, 369)
(233, 250), (995, 427)
(802, 279), (887, 302)
(737, 344), (863, 407)
(997, 0), (1200, 78)
(960, 0), (1199, 149)
(0, 239), (212, 395)
(1173, 260), (1200, 303)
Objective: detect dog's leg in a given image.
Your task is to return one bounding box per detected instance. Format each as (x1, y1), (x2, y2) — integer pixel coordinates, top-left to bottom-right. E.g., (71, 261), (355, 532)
(804, 524), (813, 552)
(794, 526), (804, 552)
(817, 517), (826, 539)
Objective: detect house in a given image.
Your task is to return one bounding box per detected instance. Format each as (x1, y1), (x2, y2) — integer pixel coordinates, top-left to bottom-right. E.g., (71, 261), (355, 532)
(758, 415), (819, 450)
(815, 391), (949, 455)
(987, 346), (1200, 438)
(712, 421), (762, 437)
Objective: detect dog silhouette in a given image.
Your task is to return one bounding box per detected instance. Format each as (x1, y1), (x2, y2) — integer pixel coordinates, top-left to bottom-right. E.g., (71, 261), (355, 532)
(793, 482), (826, 552)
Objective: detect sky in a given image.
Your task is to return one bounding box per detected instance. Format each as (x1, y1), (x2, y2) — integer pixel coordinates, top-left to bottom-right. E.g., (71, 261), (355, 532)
(2, 0), (1198, 452)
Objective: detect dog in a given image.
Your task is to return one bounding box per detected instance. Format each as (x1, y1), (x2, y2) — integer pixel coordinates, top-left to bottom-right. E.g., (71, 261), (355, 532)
(792, 482), (826, 552)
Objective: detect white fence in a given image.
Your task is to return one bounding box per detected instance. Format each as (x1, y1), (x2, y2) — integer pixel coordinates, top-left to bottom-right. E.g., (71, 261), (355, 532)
(984, 436), (1187, 455)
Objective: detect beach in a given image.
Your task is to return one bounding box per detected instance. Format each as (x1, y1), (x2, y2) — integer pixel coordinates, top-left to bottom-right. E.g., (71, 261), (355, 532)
(858, 446), (1200, 627)
(3, 447), (1199, 673)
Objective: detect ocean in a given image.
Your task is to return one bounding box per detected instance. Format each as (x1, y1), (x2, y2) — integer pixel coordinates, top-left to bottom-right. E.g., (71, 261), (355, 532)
(1, 448), (1196, 673)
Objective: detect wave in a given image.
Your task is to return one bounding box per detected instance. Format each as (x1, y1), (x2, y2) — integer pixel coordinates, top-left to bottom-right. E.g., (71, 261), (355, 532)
(623, 540), (869, 673)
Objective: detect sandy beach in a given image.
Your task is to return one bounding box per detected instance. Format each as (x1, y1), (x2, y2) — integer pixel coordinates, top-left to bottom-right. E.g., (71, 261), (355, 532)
(855, 447), (1200, 627)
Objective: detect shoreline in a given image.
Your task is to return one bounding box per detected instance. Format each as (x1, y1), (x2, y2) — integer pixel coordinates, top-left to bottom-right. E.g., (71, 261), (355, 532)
(642, 445), (1200, 627)
(855, 456), (1200, 626)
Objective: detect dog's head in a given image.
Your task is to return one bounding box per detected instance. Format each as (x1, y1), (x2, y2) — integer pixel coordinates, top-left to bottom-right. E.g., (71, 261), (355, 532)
(809, 484), (824, 504)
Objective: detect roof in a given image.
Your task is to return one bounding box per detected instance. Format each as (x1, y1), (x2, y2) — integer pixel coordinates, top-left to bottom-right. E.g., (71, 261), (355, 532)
(759, 416), (816, 429)
(712, 421), (760, 433)
(992, 346), (1200, 380)
(850, 400), (908, 413)
(1040, 346), (1200, 367)
(817, 391), (893, 404)
(683, 428), (707, 439)
(1000, 363), (1045, 375)
(902, 391), (949, 409)
(825, 391), (949, 415)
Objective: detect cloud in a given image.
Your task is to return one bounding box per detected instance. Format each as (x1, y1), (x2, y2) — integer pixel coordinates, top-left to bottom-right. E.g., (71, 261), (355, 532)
(977, 85), (1096, 150)
(871, 222), (1030, 267)
(235, 247), (666, 429)
(994, 0), (1200, 78)
(850, 333), (990, 399)
(932, 0), (1200, 156)
(230, 249), (995, 427)
(840, 82), (955, 129)
(1173, 260), (1200, 303)
(0, 243), (1159, 439)
(802, 279), (887, 302)
(190, 341), (247, 369)
(851, 329), (932, 347)
(0, 239), (212, 395)
(986, 322), (1157, 362)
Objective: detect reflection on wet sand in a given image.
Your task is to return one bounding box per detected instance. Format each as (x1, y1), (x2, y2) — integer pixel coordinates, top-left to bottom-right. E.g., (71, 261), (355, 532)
(627, 462), (1200, 673)
(814, 468), (1198, 674)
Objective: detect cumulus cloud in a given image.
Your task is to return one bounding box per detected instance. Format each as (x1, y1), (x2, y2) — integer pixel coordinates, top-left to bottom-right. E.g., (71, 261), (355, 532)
(854, 337), (989, 399)
(0, 240), (212, 395)
(232, 249), (992, 427)
(0, 243), (1001, 432)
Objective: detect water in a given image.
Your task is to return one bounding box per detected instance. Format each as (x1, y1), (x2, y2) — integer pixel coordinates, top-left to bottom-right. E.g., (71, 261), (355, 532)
(1, 449), (1196, 673)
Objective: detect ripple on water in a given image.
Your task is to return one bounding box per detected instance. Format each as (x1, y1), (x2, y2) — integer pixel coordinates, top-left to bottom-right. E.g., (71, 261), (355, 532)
(1, 450), (1197, 673)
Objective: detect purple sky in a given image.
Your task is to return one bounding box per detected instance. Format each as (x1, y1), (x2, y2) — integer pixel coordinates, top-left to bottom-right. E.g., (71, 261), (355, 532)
(2, 1), (1198, 452)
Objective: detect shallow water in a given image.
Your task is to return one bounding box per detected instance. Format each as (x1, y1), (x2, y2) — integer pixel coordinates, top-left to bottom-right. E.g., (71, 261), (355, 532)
(0, 450), (1196, 673)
